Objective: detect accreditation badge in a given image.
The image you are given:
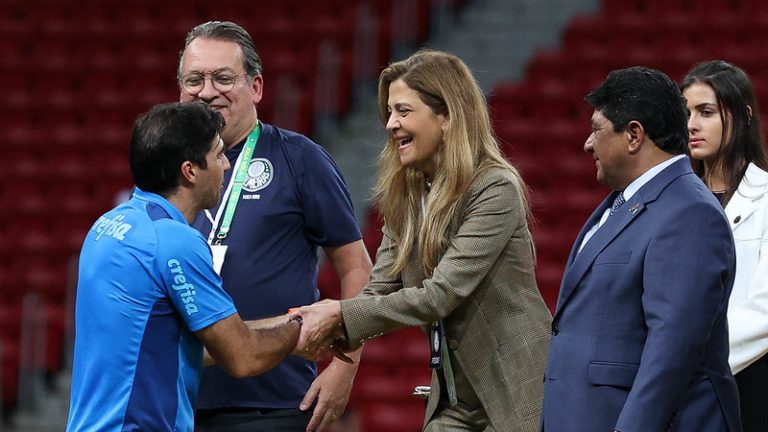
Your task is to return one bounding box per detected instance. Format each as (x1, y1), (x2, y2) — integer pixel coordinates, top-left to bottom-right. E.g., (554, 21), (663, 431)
(429, 321), (442, 369)
(211, 244), (228, 275)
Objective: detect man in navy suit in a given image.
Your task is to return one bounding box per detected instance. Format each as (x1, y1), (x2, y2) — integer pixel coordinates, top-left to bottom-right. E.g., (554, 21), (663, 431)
(542, 67), (741, 431)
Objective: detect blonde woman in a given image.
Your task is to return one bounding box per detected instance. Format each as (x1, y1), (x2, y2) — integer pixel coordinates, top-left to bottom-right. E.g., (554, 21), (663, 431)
(297, 50), (551, 431)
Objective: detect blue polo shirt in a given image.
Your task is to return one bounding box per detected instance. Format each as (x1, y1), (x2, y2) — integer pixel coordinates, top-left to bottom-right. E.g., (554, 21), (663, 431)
(67, 188), (237, 432)
(192, 123), (361, 409)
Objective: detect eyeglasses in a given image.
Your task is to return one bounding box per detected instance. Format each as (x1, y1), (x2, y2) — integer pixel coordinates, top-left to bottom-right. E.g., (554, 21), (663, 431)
(179, 69), (247, 95)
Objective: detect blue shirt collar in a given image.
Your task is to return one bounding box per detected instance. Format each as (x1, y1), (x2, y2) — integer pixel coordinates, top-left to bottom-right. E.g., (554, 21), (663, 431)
(131, 187), (189, 225)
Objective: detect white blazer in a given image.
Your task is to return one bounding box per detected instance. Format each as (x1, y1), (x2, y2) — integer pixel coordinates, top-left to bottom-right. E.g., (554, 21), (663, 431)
(725, 163), (768, 374)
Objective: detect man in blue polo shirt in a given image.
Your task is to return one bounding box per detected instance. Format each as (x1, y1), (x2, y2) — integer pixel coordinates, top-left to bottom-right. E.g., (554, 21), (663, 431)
(178, 21), (372, 432)
(66, 103), (308, 432)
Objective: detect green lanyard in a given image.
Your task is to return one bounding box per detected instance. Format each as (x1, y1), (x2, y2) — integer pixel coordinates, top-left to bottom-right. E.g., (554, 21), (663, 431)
(214, 123), (261, 244)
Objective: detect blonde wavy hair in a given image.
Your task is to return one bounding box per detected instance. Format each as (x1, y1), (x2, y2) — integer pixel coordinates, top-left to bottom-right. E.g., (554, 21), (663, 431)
(374, 49), (530, 276)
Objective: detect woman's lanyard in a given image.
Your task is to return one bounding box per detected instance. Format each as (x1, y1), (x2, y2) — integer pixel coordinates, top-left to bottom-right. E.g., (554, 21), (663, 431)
(422, 191), (458, 407)
(204, 123), (261, 245)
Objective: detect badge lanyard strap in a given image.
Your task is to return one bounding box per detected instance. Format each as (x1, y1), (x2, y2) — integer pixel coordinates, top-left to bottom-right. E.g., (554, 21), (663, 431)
(208, 123), (261, 245)
(422, 193), (458, 407)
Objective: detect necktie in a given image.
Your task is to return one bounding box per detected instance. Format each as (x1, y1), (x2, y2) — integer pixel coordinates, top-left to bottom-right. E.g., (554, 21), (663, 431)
(609, 192), (626, 216)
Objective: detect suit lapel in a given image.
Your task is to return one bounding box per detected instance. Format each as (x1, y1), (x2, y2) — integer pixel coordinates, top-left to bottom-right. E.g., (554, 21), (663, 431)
(554, 194), (612, 312)
(555, 158), (694, 317)
(564, 194), (615, 270)
(557, 195), (645, 312)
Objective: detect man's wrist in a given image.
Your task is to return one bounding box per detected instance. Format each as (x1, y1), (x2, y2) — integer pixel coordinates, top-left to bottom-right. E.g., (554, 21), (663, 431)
(288, 315), (302, 326)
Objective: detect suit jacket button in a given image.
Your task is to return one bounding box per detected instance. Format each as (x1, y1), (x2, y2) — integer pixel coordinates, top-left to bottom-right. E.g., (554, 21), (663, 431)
(448, 339), (459, 350)
(552, 325), (560, 335)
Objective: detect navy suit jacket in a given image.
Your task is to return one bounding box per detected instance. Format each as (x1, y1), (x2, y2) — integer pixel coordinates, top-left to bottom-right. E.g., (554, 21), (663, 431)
(542, 158), (741, 432)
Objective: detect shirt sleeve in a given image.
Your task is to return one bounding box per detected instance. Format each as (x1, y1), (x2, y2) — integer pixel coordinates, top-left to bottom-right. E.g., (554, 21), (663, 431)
(298, 139), (362, 247)
(156, 222), (237, 332)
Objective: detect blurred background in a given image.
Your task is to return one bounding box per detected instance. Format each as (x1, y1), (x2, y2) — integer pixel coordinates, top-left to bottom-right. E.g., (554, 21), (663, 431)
(2, 0), (767, 430)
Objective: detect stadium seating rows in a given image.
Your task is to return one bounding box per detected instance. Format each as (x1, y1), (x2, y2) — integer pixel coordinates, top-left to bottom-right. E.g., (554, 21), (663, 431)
(2, 0), (448, 425)
(487, 0), (768, 310)
(19, 0), (768, 428)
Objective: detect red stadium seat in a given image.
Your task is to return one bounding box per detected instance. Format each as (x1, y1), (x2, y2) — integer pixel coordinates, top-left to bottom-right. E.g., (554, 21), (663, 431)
(1, 339), (21, 411)
(359, 401), (425, 432)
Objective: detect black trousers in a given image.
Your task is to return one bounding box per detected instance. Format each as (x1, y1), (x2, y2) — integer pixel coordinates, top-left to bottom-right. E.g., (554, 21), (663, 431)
(195, 408), (311, 432)
(735, 353), (768, 432)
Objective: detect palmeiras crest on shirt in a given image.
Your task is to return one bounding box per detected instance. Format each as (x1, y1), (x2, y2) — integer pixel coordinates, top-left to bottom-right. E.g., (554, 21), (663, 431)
(243, 158), (274, 192)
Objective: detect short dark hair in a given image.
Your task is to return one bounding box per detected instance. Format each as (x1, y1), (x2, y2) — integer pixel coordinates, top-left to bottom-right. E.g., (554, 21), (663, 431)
(680, 60), (768, 205)
(586, 66), (689, 155)
(130, 102), (225, 195)
(178, 21), (263, 79)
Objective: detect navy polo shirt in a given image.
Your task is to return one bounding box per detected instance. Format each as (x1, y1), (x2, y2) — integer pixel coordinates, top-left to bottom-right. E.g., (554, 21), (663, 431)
(192, 123), (362, 409)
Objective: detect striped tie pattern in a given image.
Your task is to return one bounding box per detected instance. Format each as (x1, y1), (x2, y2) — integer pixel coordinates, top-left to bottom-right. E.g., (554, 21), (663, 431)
(609, 192), (626, 216)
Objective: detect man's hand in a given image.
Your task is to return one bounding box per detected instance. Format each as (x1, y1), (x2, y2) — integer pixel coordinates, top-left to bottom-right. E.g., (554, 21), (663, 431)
(299, 352), (360, 431)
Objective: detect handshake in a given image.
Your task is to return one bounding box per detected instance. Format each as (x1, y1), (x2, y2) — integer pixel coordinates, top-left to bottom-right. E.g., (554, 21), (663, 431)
(290, 299), (356, 364)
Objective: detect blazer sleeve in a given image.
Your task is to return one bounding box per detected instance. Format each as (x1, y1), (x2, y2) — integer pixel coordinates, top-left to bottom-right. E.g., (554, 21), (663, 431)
(340, 172), (525, 349)
(615, 200), (735, 431)
(727, 200), (768, 373)
(358, 224), (404, 298)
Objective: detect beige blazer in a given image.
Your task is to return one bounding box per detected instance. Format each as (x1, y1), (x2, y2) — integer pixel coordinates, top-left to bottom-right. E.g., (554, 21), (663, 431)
(341, 166), (552, 431)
